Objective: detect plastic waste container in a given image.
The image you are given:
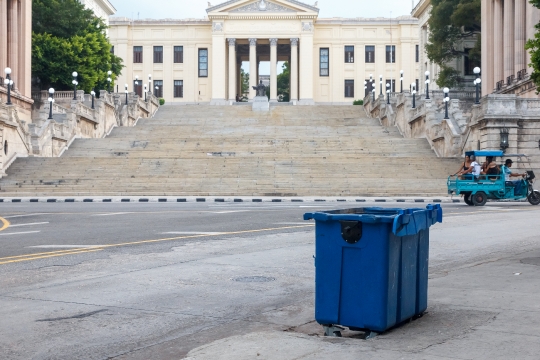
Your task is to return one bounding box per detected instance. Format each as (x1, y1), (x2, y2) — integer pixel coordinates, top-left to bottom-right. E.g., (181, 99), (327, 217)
(304, 204), (442, 337)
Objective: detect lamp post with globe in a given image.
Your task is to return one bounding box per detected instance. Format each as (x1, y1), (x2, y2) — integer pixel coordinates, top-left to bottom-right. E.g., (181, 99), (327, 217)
(48, 88), (55, 120)
(91, 90), (96, 109)
(473, 67), (481, 104)
(72, 71), (78, 100)
(4, 67), (12, 105)
(443, 87), (450, 119)
(125, 84), (128, 105)
(425, 71), (430, 100)
(107, 70), (112, 93)
(411, 83), (417, 109)
(400, 70), (404, 93)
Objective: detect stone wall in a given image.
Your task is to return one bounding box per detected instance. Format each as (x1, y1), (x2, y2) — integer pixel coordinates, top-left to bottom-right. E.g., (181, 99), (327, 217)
(365, 92), (540, 175)
(0, 89), (159, 177)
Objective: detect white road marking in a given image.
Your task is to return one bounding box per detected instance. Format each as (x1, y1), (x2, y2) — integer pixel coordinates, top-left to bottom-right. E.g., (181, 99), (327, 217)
(3, 213), (49, 219)
(26, 245), (101, 249)
(9, 222), (49, 228)
(275, 222), (313, 225)
(210, 210), (251, 214)
(0, 231), (41, 236)
(92, 212), (134, 216)
(160, 232), (224, 235)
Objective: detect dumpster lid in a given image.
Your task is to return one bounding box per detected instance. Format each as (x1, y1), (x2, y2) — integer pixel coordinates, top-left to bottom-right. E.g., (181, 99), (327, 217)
(303, 204), (442, 237)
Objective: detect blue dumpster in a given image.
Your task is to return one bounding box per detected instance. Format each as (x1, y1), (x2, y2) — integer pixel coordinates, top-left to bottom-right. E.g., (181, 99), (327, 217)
(304, 204), (442, 336)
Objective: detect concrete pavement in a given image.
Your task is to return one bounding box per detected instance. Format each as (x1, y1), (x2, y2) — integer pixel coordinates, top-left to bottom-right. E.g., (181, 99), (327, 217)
(0, 202), (539, 359)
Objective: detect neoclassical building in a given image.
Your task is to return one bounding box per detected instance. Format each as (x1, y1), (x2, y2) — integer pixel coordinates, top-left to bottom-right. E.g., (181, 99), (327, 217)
(482, 0), (540, 97)
(109, 0), (420, 105)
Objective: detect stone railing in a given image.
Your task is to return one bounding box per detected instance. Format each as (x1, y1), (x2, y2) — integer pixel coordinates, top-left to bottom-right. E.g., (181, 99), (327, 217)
(0, 87), (160, 176)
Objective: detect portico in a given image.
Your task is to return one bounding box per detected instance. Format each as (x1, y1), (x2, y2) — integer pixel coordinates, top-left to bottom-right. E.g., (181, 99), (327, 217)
(207, 0), (317, 105)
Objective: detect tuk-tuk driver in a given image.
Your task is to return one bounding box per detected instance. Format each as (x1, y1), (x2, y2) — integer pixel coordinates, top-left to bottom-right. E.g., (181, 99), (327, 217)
(502, 159), (526, 195)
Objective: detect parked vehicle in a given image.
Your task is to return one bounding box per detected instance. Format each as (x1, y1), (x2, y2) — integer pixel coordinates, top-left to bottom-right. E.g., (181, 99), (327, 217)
(447, 150), (540, 206)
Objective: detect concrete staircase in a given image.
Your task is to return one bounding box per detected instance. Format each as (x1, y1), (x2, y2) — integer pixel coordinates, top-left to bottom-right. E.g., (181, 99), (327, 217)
(0, 105), (460, 196)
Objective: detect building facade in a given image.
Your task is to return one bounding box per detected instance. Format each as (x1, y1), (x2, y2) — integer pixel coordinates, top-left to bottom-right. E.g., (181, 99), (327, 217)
(482, 0), (540, 97)
(108, 0), (420, 105)
(412, 0), (479, 93)
(79, 0), (116, 27)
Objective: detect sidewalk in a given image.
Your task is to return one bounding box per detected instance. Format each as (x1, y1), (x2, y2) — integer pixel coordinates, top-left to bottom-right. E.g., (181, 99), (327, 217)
(184, 247), (540, 359)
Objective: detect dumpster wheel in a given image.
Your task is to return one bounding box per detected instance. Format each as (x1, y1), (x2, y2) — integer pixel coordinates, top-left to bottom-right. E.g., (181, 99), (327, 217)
(323, 325), (344, 337)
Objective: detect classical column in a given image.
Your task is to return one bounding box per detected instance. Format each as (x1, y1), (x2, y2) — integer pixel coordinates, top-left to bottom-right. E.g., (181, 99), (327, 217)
(503, 0), (515, 79)
(481, 0), (494, 95)
(0, 0), (7, 74)
(493, 0), (504, 86)
(515, 0), (526, 73)
(249, 39), (257, 99)
(269, 38), (278, 102)
(210, 23), (227, 105)
(290, 38), (298, 101)
(526, 1), (540, 71)
(228, 38), (236, 101)
(8, 0), (19, 88)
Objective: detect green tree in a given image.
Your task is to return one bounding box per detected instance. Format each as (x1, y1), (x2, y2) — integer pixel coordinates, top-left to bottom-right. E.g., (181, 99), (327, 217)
(32, 0), (123, 93)
(526, 0), (540, 92)
(277, 61), (290, 102)
(240, 68), (249, 96)
(425, 0), (481, 88)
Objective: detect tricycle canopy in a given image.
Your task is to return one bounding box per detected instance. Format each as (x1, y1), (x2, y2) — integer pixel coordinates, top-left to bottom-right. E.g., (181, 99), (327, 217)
(464, 150), (528, 158)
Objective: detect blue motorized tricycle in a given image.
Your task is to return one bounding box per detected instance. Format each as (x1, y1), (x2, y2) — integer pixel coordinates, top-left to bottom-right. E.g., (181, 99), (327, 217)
(447, 150), (540, 206)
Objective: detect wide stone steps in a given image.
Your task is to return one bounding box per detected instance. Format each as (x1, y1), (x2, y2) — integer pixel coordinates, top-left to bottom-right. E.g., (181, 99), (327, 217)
(0, 105), (460, 196)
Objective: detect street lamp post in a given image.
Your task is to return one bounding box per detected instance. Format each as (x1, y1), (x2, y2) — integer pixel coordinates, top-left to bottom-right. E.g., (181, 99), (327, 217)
(107, 70), (112, 93)
(411, 83), (416, 109)
(148, 74), (152, 94)
(372, 88), (376, 102)
(155, 85), (159, 97)
(48, 88), (55, 120)
(4, 67), (12, 105)
(72, 71), (78, 100)
(473, 67), (481, 104)
(443, 87), (450, 119)
(134, 75), (139, 96)
(379, 74), (383, 96)
(400, 70), (404, 93)
(386, 83), (390, 104)
(144, 85), (147, 101)
(125, 84), (128, 105)
(91, 90), (95, 109)
(425, 71), (430, 100)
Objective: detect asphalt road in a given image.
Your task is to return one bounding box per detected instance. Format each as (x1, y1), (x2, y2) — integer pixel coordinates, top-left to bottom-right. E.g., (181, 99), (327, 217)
(1, 201), (539, 359)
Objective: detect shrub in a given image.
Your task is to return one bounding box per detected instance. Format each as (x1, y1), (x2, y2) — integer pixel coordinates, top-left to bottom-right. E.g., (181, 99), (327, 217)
(159, 98), (165, 106)
(353, 100), (364, 105)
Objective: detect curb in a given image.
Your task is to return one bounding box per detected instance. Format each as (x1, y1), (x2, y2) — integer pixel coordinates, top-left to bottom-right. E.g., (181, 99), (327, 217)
(0, 197), (462, 204)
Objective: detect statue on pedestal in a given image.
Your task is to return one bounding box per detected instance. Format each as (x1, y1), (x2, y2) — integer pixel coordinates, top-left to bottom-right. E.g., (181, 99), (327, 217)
(252, 80), (267, 97)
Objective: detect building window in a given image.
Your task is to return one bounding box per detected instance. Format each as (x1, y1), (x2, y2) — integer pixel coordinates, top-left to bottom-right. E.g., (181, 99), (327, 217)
(133, 46), (143, 63)
(153, 46), (163, 63)
(174, 80), (184, 98)
(198, 49), (208, 77)
(365, 46), (375, 63)
(365, 79), (374, 97)
(386, 79), (396, 92)
(110, 46), (114, 55)
(174, 46), (184, 63)
(345, 80), (354, 98)
(386, 45), (396, 63)
(320, 48), (329, 76)
(134, 80), (142, 97)
(154, 80), (163, 98)
(345, 46), (354, 63)
(463, 48), (478, 75)
(415, 45), (419, 62)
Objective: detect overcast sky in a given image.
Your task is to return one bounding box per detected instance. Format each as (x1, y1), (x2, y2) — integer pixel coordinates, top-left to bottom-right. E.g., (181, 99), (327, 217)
(111, 0), (419, 20)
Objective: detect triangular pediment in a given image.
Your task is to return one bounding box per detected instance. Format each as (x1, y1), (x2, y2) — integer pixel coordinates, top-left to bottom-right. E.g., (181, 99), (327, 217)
(207, 0), (319, 15)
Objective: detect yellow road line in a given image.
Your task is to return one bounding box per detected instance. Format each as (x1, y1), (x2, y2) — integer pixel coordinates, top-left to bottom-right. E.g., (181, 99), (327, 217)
(0, 224), (314, 266)
(0, 249), (103, 265)
(0, 216), (10, 232)
(0, 248), (99, 261)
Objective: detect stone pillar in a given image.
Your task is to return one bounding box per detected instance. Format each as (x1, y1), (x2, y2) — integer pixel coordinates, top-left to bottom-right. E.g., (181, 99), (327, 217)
(299, 28), (314, 105)
(21, 0), (31, 96)
(237, 59), (242, 98)
(210, 25), (227, 105)
(249, 39), (257, 100)
(269, 38), (278, 102)
(290, 38), (298, 102)
(503, 0), (515, 79)
(482, 0), (495, 95)
(526, 1), (540, 72)
(228, 38), (236, 101)
(8, 0), (18, 89)
(515, 0), (526, 73)
(493, 0), (504, 86)
(0, 0), (7, 75)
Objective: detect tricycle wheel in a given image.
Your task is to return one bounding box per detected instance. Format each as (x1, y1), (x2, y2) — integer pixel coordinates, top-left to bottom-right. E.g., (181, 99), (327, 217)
(472, 192), (487, 206)
(464, 194), (474, 206)
(528, 190), (540, 205)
